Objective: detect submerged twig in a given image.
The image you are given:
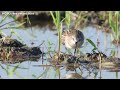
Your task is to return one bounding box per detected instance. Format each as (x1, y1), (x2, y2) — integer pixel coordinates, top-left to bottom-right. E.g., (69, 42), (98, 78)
(0, 20), (17, 28)
(33, 64), (63, 67)
(39, 40), (45, 47)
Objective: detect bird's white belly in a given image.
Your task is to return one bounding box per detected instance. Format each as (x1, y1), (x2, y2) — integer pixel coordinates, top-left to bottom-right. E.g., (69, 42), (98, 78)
(65, 39), (76, 49)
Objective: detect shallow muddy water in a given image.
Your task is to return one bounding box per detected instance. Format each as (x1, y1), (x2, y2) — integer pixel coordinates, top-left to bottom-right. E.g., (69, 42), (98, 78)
(0, 16), (120, 79)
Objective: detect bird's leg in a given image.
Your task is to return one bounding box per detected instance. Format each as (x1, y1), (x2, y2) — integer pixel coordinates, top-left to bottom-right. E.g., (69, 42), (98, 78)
(74, 48), (77, 56)
(74, 42), (77, 56)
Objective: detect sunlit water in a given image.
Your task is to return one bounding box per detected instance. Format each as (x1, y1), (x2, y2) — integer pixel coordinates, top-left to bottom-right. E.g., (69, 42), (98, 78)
(0, 16), (120, 79)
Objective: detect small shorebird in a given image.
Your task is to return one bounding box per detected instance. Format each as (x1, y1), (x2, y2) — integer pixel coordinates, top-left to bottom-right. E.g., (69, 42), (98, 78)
(61, 28), (84, 55)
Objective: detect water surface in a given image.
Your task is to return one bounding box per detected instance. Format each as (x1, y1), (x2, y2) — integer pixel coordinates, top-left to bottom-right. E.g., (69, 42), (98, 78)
(0, 16), (120, 79)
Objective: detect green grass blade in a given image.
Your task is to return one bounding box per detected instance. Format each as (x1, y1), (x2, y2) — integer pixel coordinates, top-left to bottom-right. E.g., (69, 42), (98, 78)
(50, 11), (57, 26)
(0, 12), (10, 24)
(38, 67), (50, 79)
(75, 12), (82, 29)
(10, 29), (24, 43)
(9, 64), (20, 78)
(56, 11), (60, 29)
(115, 12), (119, 40)
(0, 64), (9, 75)
(109, 12), (115, 32)
(86, 38), (97, 48)
(86, 38), (98, 52)
(65, 11), (71, 29)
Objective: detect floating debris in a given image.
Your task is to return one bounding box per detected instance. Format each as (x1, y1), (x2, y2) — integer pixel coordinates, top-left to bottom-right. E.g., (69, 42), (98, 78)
(0, 35), (43, 64)
(48, 51), (120, 71)
(0, 36), (26, 47)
